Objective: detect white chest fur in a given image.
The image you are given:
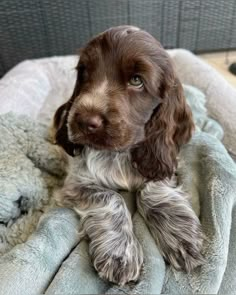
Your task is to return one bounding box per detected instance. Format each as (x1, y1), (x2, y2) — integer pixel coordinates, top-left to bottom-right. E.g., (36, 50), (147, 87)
(68, 148), (144, 191)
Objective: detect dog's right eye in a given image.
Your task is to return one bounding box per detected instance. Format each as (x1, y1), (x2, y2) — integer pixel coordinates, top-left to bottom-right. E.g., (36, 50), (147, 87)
(128, 75), (144, 88)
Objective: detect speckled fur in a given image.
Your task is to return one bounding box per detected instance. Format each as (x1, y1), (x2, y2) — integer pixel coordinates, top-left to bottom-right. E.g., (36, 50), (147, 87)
(56, 146), (204, 285)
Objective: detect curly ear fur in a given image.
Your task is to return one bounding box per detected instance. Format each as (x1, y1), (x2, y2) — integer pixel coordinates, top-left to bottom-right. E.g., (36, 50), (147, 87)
(131, 67), (194, 181)
(52, 64), (84, 156)
(52, 101), (77, 156)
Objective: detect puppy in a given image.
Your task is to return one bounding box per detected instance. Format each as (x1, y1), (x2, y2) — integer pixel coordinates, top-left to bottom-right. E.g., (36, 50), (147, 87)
(53, 26), (204, 286)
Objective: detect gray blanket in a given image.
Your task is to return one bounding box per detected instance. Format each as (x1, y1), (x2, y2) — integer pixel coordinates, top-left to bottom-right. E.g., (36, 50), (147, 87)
(0, 85), (235, 294)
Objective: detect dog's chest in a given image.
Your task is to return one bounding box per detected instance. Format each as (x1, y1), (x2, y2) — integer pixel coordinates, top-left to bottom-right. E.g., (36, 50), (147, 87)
(80, 148), (144, 191)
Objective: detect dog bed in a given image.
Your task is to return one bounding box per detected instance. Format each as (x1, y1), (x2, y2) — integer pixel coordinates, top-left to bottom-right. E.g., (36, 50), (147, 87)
(0, 50), (236, 294)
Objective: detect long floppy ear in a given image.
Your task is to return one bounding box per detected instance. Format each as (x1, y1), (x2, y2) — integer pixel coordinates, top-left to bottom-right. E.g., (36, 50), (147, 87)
(52, 101), (78, 156)
(52, 60), (84, 156)
(131, 71), (194, 181)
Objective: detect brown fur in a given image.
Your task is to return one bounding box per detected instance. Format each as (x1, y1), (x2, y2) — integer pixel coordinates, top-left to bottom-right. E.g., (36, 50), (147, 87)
(53, 26), (194, 180)
(52, 26), (204, 285)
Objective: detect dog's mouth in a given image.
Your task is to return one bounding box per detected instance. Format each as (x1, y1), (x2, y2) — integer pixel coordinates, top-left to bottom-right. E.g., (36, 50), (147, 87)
(68, 121), (141, 153)
(55, 108), (144, 155)
(68, 125), (145, 155)
(69, 132), (129, 152)
(54, 118), (118, 156)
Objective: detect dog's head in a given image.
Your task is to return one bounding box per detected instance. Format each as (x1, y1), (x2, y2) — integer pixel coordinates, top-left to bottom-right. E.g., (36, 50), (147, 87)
(54, 26), (194, 180)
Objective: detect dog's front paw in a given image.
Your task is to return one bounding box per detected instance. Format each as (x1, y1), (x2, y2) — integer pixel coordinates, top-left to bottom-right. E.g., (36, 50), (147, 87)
(91, 233), (143, 286)
(138, 180), (205, 273)
(147, 207), (204, 272)
(164, 224), (205, 272)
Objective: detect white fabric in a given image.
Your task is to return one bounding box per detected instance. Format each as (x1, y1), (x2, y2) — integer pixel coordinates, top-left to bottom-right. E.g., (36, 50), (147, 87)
(0, 50), (236, 156)
(0, 56), (78, 123)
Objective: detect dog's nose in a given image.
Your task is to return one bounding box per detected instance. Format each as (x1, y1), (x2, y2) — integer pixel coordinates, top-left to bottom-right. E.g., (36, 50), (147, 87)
(78, 115), (103, 132)
(87, 115), (103, 131)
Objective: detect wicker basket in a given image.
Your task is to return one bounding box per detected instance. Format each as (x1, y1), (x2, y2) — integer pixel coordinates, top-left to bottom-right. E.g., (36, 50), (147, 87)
(0, 0), (235, 77)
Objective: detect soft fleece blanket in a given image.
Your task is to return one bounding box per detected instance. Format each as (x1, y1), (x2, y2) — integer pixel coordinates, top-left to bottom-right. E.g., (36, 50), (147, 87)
(0, 85), (235, 294)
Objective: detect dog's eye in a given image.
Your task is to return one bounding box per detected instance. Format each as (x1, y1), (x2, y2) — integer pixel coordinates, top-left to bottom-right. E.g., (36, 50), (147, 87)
(128, 75), (143, 88)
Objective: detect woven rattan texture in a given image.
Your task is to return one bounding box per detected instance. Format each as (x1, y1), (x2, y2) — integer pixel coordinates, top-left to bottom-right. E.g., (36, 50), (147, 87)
(1, 0), (236, 77)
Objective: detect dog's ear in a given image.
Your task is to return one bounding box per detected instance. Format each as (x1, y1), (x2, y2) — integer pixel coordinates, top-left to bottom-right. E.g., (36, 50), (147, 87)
(52, 61), (84, 156)
(53, 101), (78, 157)
(53, 102), (68, 135)
(131, 68), (194, 181)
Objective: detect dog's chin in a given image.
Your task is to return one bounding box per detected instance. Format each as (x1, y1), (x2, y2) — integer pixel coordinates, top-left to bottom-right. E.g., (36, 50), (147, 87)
(74, 140), (128, 152)
(70, 134), (134, 153)
(68, 124), (146, 153)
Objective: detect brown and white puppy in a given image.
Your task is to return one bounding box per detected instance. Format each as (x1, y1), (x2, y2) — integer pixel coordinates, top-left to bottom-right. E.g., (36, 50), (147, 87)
(53, 26), (204, 286)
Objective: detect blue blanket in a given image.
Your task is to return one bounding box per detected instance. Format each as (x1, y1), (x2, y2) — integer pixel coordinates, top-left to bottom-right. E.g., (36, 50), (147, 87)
(0, 85), (235, 294)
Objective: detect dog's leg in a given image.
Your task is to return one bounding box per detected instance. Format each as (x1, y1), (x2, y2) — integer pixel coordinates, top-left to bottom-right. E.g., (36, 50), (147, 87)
(137, 177), (204, 272)
(56, 183), (143, 286)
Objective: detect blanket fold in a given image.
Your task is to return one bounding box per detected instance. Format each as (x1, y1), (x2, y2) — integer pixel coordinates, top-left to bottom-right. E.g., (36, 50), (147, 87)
(0, 209), (80, 295)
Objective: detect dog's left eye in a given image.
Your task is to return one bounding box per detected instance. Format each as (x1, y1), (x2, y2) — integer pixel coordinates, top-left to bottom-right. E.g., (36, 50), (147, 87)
(128, 75), (143, 88)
